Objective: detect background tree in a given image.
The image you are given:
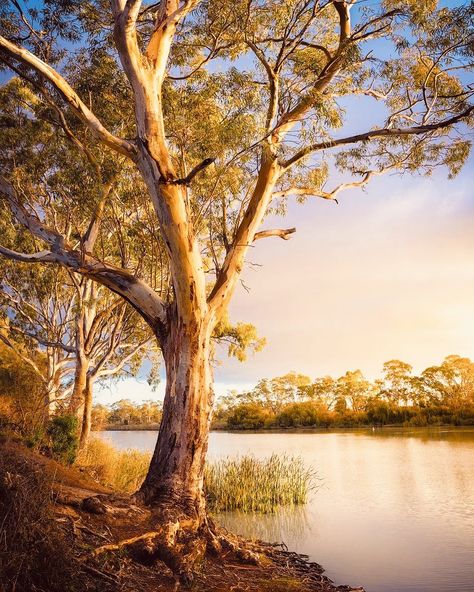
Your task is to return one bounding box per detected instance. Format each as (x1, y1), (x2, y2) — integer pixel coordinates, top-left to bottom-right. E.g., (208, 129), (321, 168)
(334, 369), (373, 411)
(380, 360), (413, 406)
(0, 0), (473, 580)
(0, 337), (48, 434)
(0, 265), (75, 417)
(418, 355), (474, 418)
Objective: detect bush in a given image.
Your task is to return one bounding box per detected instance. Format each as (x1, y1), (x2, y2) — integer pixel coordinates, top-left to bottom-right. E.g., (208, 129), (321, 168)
(335, 409), (368, 427)
(226, 403), (273, 429)
(276, 401), (333, 427)
(46, 415), (79, 465)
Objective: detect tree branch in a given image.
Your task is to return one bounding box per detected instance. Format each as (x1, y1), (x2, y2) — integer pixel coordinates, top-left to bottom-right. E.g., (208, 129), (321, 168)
(281, 105), (474, 169)
(146, 1), (201, 80)
(0, 35), (136, 159)
(4, 325), (76, 354)
(0, 177), (168, 333)
(253, 228), (296, 241)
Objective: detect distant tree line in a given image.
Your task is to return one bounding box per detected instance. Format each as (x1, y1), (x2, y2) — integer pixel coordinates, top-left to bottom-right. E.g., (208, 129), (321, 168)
(92, 399), (163, 430)
(10, 353), (472, 435)
(215, 356), (474, 429)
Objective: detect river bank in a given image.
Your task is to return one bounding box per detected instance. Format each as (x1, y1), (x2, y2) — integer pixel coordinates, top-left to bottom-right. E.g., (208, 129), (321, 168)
(100, 422), (472, 432)
(96, 427), (474, 592)
(0, 440), (364, 592)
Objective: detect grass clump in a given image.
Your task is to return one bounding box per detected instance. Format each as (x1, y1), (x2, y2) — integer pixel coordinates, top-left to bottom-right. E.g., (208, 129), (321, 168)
(76, 437), (151, 493)
(205, 454), (317, 513)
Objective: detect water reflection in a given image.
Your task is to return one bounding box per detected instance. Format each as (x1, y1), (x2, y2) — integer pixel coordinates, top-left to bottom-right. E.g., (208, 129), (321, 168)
(216, 505), (311, 548)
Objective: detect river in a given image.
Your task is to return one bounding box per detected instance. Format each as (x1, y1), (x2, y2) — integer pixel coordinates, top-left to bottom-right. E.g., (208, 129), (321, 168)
(96, 427), (474, 592)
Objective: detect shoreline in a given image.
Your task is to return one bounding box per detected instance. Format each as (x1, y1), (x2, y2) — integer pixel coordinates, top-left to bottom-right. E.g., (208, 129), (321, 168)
(100, 423), (473, 432)
(0, 440), (365, 592)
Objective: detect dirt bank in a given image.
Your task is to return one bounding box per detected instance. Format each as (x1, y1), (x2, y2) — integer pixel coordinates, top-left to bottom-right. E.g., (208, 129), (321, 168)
(0, 441), (365, 592)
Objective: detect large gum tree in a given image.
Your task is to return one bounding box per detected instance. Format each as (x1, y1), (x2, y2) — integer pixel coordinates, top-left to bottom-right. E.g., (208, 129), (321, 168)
(0, 0), (473, 581)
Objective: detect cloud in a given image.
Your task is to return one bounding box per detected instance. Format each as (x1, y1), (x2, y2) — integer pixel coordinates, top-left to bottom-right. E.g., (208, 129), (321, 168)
(219, 165), (474, 382)
(99, 162), (474, 402)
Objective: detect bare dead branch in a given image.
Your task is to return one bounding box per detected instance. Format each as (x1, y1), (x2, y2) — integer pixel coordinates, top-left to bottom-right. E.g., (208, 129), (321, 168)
(253, 227), (296, 241)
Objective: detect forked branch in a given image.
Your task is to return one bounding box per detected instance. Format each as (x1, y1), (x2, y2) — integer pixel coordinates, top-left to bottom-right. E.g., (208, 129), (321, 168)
(0, 177), (168, 332)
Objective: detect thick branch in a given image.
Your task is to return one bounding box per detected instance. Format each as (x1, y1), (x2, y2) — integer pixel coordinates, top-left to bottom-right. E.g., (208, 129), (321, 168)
(0, 35), (136, 159)
(146, 1), (201, 80)
(281, 106), (474, 169)
(208, 156), (282, 315)
(0, 245), (58, 263)
(0, 178), (168, 333)
(270, 0), (351, 143)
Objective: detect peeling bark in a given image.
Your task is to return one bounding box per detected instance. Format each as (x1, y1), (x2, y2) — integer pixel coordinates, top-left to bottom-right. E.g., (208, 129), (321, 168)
(139, 310), (214, 520)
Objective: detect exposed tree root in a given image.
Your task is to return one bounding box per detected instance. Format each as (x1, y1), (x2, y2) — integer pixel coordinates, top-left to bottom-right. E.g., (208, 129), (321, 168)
(88, 503), (265, 587)
(1, 440), (366, 592)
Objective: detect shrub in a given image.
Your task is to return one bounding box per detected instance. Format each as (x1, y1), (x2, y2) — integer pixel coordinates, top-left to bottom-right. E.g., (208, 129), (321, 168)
(335, 409), (368, 426)
(46, 415), (79, 465)
(226, 403), (273, 429)
(276, 401), (333, 427)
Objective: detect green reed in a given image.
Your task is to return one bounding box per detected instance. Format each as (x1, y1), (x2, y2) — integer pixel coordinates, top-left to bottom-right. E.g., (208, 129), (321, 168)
(204, 453), (317, 513)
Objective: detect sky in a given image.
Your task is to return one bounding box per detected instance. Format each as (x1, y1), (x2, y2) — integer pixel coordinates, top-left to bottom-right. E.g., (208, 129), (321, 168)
(98, 156), (474, 404)
(1, 0), (471, 405)
(96, 0), (474, 405)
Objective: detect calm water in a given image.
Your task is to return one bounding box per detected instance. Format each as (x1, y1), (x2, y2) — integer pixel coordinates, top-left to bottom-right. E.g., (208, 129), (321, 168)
(97, 428), (474, 592)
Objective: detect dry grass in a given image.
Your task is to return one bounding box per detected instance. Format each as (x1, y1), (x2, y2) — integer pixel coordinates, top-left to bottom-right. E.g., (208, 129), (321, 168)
(76, 439), (316, 512)
(76, 437), (151, 493)
(0, 444), (83, 592)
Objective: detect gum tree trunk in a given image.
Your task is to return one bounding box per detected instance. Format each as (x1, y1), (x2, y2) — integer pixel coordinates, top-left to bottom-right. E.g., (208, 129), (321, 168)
(69, 353), (88, 421)
(139, 313), (214, 520)
(79, 375), (94, 449)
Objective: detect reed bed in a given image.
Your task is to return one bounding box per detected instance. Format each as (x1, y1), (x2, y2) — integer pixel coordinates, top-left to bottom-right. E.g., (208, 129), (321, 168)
(204, 454), (317, 513)
(76, 439), (317, 512)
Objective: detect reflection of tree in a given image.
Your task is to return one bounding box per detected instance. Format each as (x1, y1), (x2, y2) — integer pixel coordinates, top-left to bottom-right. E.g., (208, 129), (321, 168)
(216, 505), (312, 549)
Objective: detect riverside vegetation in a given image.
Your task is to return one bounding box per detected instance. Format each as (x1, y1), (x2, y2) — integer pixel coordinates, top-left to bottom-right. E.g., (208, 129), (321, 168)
(78, 438), (316, 513)
(90, 356), (474, 432)
(0, 432), (326, 592)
